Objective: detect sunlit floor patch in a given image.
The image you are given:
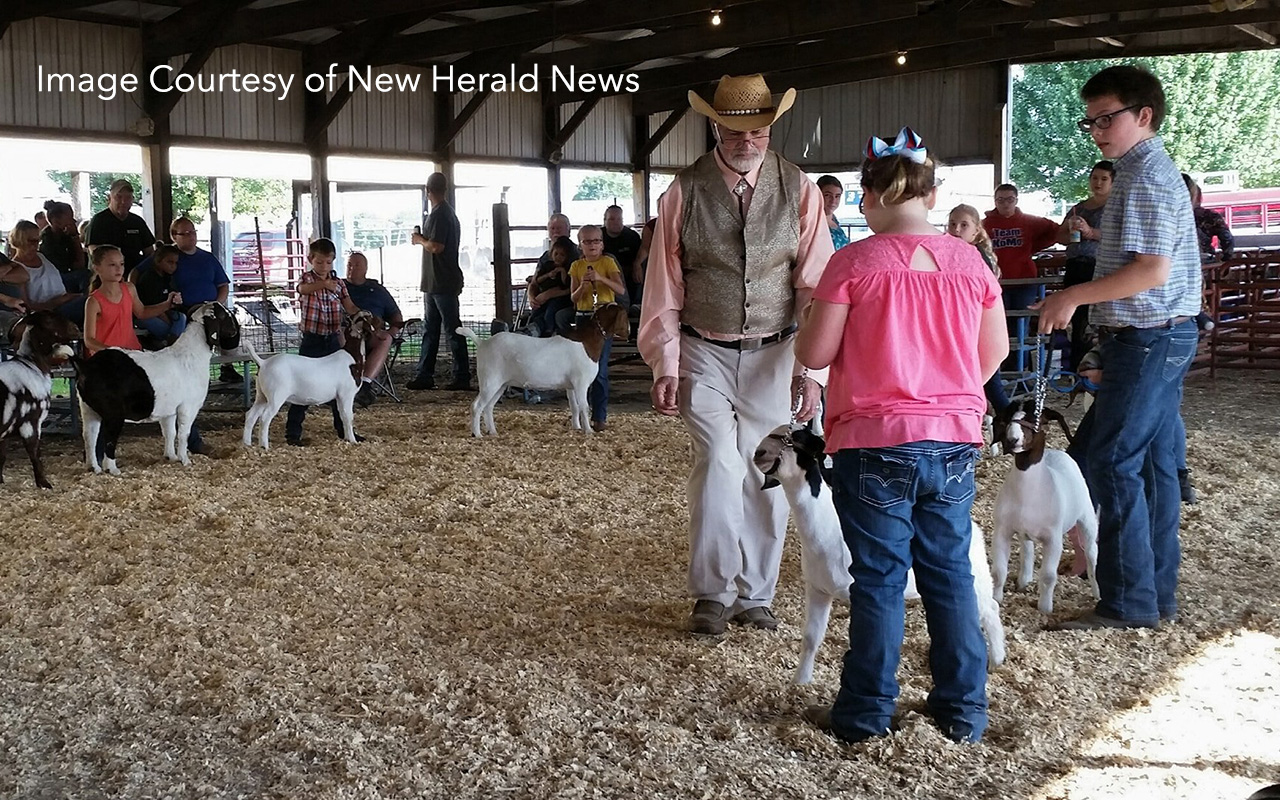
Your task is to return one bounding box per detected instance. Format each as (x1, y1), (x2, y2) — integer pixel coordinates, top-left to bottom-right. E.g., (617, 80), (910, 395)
(1038, 630), (1280, 800)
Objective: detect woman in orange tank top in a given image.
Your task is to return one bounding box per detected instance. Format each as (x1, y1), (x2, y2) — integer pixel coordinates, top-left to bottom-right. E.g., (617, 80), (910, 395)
(83, 245), (180, 355)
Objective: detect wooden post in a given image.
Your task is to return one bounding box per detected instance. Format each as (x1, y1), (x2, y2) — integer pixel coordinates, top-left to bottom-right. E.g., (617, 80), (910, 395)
(492, 202), (512, 326)
(140, 116), (174, 240)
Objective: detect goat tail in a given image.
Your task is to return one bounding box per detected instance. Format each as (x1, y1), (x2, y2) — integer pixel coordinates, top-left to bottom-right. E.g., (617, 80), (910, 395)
(243, 340), (265, 367)
(456, 326), (479, 343)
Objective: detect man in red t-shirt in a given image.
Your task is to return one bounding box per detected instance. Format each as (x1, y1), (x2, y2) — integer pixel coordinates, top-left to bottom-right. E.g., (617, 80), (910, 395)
(982, 183), (1060, 319)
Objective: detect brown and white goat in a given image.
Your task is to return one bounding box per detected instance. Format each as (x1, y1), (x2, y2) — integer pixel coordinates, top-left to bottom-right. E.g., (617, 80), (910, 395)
(242, 310), (375, 449)
(459, 303), (630, 437)
(754, 425), (1006, 685)
(0, 312), (80, 488)
(989, 399), (1100, 614)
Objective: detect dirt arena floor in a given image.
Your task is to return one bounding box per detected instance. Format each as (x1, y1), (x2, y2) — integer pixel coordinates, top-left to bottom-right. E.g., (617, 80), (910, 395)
(1, 364), (1277, 799)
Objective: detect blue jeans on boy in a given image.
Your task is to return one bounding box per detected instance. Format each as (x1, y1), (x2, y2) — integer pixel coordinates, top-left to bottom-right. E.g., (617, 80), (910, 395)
(576, 311), (611, 426)
(285, 332), (344, 442)
(418, 292), (469, 386)
(139, 310), (188, 341)
(1068, 320), (1197, 622)
(827, 441), (988, 744)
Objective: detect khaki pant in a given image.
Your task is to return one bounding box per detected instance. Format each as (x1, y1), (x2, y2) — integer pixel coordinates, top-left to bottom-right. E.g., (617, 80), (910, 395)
(678, 333), (795, 610)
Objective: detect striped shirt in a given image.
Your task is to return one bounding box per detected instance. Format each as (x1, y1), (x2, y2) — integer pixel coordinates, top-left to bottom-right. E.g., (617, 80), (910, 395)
(1090, 136), (1202, 327)
(297, 269), (349, 335)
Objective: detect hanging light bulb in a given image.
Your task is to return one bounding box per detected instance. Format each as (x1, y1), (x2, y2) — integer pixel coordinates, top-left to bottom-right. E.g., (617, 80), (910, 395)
(711, 9), (722, 25)
(896, 51), (907, 66)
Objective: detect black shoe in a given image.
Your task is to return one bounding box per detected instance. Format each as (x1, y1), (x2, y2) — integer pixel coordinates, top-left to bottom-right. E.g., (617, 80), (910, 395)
(445, 380), (471, 391)
(187, 440), (210, 456)
(1045, 610), (1160, 631)
(354, 384), (376, 408)
(286, 437), (305, 447)
(219, 364), (241, 383)
(406, 376), (436, 390)
(1178, 469), (1198, 504)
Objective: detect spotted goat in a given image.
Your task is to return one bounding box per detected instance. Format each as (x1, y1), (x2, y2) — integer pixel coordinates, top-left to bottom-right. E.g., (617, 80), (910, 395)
(0, 311), (81, 488)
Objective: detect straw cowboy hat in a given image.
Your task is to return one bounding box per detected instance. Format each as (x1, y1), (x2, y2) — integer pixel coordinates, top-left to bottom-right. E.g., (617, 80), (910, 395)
(688, 74), (796, 132)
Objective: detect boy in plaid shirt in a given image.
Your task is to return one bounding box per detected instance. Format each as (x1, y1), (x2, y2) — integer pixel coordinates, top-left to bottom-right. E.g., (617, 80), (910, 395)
(285, 237), (364, 447)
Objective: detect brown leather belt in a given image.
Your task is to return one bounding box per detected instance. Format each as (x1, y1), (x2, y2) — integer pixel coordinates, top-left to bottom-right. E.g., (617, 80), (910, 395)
(680, 323), (797, 351)
(1096, 316), (1192, 336)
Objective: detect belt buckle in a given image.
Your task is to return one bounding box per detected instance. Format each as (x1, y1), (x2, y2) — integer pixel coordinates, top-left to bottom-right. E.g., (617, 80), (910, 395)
(740, 335), (763, 351)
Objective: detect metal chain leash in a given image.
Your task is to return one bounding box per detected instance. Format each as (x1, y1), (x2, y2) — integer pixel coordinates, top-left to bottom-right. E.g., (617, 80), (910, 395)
(1032, 371), (1048, 434)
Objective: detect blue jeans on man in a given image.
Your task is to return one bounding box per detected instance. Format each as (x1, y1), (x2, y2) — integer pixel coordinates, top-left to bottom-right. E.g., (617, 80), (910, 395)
(139, 310), (188, 341)
(285, 332), (345, 442)
(827, 441), (988, 744)
(1066, 320), (1197, 622)
(418, 292), (469, 386)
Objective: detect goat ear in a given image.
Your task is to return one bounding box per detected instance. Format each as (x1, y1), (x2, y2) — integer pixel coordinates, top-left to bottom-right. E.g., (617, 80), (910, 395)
(1041, 408), (1075, 444)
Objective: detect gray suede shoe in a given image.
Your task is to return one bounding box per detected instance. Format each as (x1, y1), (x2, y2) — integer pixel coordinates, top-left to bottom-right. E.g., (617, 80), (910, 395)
(689, 599), (731, 636)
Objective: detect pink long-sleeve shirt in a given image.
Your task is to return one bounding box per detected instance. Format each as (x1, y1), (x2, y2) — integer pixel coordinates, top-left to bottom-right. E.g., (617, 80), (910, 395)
(638, 148), (834, 381)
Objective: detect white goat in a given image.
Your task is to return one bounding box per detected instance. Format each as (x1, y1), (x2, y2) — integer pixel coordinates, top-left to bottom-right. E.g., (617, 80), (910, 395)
(753, 425), (1006, 685)
(76, 303), (240, 474)
(460, 303), (629, 438)
(242, 311), (374, 449)
(989, 400), (1100, 614)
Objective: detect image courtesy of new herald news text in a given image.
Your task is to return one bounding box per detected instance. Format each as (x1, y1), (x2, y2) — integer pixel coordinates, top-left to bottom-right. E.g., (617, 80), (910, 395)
(34, 63), (642, 102)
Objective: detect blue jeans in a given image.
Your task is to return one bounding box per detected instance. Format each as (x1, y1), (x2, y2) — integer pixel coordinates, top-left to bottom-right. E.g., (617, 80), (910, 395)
(418, 292), (469, 385)
(139, 311), (188, 340)
(1067, 320), (1196, 621)
(528, 295), (573, 337)
(577, 311), (611, 425)
(827, 441), (988, 744)
(983, 373), (1010, 413)
(285, 332), (344, 441)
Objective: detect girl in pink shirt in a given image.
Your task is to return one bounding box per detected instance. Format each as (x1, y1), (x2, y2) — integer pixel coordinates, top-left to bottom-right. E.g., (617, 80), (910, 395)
(794, 128), (1008, 745)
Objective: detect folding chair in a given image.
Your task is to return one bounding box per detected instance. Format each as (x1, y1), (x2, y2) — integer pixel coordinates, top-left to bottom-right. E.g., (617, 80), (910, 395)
(370, 318), (422, 403)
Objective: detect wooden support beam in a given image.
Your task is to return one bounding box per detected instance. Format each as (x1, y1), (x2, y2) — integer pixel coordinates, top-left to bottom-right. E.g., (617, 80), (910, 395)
(143, 0), (256, 119)
(545, 96), (602, 160)
(1235, 23), (1277, 45)
(437, 89), (495, 153)
(304, 88), (333, 239)
(140, 116), (175, 240)
(634, 107), (688, 166)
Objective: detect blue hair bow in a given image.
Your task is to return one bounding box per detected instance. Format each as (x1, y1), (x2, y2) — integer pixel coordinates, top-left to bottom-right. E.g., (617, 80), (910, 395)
(865, 127), (927, 164)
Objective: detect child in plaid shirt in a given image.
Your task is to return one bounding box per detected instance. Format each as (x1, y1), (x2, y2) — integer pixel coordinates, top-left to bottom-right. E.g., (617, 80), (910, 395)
(285, 237), (364, 447)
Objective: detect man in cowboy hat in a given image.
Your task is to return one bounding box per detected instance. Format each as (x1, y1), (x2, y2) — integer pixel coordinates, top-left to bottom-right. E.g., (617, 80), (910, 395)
(639, 74), (834, 637)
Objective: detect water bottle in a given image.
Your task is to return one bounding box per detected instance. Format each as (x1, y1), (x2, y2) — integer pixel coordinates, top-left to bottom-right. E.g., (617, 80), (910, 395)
(1069, 213), (1081, 244)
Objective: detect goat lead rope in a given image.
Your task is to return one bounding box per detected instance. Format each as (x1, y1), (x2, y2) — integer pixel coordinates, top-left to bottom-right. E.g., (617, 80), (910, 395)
(1032, 372), (1047, 434)
(789, 368), (809, 431)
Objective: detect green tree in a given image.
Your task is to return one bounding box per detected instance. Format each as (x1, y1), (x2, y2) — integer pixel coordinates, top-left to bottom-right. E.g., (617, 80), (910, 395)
(572, 172), (632, 201)
(1012, 51), (1280, 204)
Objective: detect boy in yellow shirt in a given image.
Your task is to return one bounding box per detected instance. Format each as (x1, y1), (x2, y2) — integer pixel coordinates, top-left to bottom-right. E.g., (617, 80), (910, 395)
(569, 224), (627, 432)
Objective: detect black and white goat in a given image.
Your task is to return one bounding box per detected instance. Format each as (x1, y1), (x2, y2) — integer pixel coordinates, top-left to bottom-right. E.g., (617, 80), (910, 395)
(0, 312), (80, 488)
(76, 303), (241, 474)
(989, 399), (1100, 614)
(242, 310), (375, 449)
(460, 303), (630, 438)
(753, 426), (1005, 685)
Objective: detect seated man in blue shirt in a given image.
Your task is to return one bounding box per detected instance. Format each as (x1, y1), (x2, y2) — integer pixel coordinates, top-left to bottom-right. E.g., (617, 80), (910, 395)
(137, 217), (236, 379)
(345, 251), (405, 408)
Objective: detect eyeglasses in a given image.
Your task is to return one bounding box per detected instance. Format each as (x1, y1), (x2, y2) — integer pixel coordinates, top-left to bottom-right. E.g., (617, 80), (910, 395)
(717, 126), (770, 143)
(1077, 105), (1140, 132)
(580, 238), (603, 244)
(172, 230), (197, 236)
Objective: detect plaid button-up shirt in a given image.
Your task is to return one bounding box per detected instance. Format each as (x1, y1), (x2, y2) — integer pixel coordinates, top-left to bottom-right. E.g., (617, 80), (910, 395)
(298, 269), (349, 335)
(1090, 136), (1202, 327)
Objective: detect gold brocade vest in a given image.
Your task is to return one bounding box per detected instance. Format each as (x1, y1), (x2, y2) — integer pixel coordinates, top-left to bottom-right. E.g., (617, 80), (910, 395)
(678, 150), (801, 336)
